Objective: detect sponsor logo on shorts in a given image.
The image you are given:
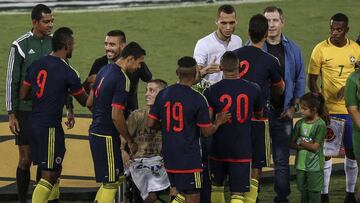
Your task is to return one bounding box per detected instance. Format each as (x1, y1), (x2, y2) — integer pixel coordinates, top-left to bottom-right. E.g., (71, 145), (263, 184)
(55, 157), (62, 164)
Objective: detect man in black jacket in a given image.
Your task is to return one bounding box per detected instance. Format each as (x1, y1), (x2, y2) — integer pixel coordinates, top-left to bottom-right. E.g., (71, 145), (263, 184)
(85, 30), (152, 117)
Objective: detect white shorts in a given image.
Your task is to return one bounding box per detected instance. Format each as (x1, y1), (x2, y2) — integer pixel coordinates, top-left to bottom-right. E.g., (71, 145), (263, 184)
(129, 156), (170, 200)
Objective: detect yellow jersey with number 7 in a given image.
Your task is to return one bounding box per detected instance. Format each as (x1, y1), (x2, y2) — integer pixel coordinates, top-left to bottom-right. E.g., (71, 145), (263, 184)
(308, 38), (360, 114)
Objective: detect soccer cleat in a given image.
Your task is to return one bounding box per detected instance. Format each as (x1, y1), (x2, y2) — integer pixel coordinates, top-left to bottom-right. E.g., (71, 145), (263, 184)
(321, 194), (329, 203)
(344, 192), (358, 203)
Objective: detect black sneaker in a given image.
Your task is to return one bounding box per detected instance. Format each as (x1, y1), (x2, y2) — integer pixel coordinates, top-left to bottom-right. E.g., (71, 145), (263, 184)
(344, 192), (358, 203)
(321, 194), (329, 203)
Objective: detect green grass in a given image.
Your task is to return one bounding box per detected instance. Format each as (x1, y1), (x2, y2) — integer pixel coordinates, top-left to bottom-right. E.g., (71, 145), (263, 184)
(2, 174), (350, 202)
(0, 0), (359, 114)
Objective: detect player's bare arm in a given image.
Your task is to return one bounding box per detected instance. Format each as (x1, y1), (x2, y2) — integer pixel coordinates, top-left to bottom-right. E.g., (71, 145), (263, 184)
(120, 136), (131, 168)
(272, 79), (285, 95)
(86, 89), (94, 110)
(347, 106), (360, 129)
(201, 111), (231, 137)
(8, 113), (20, 135)
(308, 74), (320, 93)
(298, 139), (321, 152)
(146, 117), (161, 130)
(112, 107), (138, 155)
(290, 140), (303, 150)
(73, 91), (88, 107)
(280, 98), (298, 119)
(19, 83), (31, 100)
(337, 86), (345, 100)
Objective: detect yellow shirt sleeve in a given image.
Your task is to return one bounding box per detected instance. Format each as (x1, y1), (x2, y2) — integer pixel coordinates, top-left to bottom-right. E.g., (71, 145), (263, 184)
(308, 43), (323, 75)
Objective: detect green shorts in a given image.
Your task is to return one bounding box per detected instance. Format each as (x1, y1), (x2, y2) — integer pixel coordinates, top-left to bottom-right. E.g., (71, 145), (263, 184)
(296, 170), (323, 192)
(352, 128), (360, 159)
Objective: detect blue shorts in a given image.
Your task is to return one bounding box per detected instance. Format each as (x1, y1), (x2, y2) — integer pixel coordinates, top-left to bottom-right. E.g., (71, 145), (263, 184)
(331, 114), (353, 149)
(167, 172), (202, 194)
(251, 119), (270, 168)
(209, 159), (250, 193)
(16, 111), (32, 145)
(29, 125), (65, 171)
(89, 132), (123, 183)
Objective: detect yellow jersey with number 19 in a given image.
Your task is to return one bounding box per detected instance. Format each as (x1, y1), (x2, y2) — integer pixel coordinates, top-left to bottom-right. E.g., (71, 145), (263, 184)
(308, 38), (360, 114)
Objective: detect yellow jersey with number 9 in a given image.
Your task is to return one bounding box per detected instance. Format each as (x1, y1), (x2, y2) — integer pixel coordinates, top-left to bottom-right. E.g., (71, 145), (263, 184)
(308, 38), (360, 114)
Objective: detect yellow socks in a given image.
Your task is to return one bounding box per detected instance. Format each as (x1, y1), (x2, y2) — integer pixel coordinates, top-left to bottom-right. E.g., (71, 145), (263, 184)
(94, 184), (104, 202)
(171, 193), (185, 203)
(94, 182), (119, 203)
(211, 185), (225, 203)
(48, 179), (60, 202)
(231, 194), (245, 203)
(32, 178), (53, 203)
(244, 178), (259, 203)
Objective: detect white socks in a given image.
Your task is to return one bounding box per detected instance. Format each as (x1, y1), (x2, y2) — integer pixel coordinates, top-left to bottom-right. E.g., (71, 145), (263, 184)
(345, 156), (358, 193)
(322, 159), (332, 194)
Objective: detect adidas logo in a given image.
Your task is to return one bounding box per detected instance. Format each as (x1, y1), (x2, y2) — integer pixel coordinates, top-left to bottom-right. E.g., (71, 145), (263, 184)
(28, 49), (35, 54)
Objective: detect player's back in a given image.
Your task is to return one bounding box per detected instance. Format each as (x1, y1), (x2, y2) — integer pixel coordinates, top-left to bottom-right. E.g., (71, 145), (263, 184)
(25, 55), (81, 126)
(234, 46), (282, 88)
(204, 78), (262, 161)
(90, 64), (129, 136)
(149, 83), (210, 171)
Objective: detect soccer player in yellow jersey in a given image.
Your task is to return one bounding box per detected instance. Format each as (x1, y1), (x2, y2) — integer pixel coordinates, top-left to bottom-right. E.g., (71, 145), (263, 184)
(308, 13), (360, 203)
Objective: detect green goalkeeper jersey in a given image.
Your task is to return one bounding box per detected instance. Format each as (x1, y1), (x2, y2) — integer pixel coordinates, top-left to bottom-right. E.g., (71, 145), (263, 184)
(6, 31), (52, 113)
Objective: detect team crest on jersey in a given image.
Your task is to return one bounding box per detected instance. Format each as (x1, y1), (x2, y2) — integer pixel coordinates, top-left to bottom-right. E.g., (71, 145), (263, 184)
(350, 56), (356, 65)
(302, 128), (308, 136)
(55, 157), (62, 164)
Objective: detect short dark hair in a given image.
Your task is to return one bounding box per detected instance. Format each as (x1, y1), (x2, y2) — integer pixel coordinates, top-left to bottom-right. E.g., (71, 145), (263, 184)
(148, 79), (168, 90)
(178, 56), (197, 68)
(249, 14), (268, 43)
(107, 30), (126, 43)
(217, 4), (236, 18)
(31, 4), (51, 21)
(263, 6), (284, 21)
(331, 13), (349, 26)
(120, 42), (146, 59)
(52, 27), (73, 52)
(220, 51), (239, 72)
(177, 56), (197, 79)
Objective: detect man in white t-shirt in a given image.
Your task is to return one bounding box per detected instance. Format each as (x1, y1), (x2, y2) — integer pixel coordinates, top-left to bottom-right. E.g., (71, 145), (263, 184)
(194, 4), (242, 86)
(193, 4), (242, 203)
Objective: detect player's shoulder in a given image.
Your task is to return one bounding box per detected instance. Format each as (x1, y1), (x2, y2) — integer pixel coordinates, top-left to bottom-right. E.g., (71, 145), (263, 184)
(263, 51), (281, 64)
(313, 39), (330, 50)
(231, 34), (242, 42)
(348, 69), (360, 82)
(233, 45), (249, 54)
(348, 39), (360, 50)
(54, 57), (80, 77)
(198, 32), (214, 42)
(12, 31), (33, 45)
(242, 79), (261, 90)
(316, 118), (326, 127)
(196, 32), (217, 48)
(93, 55), (108, 66)
(294, 118), (305, 128)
